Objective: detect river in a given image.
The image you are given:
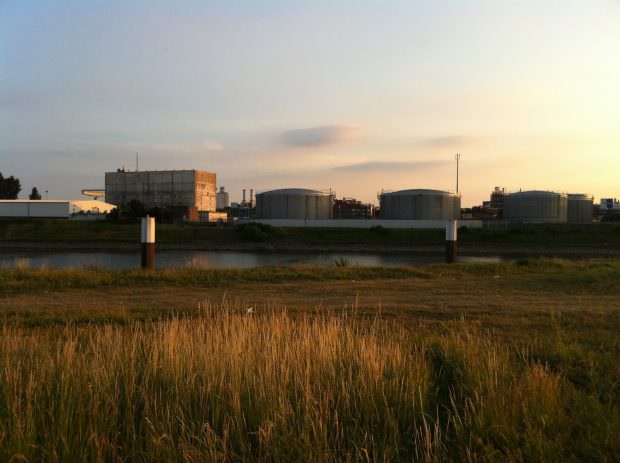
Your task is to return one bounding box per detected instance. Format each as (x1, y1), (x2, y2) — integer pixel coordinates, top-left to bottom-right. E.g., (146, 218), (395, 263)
(0, 251), (502, 270)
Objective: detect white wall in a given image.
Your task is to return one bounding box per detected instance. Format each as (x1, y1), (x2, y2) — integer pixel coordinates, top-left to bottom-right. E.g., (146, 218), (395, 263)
(0, 201), (70, 218)
(239, 219), (483, 229)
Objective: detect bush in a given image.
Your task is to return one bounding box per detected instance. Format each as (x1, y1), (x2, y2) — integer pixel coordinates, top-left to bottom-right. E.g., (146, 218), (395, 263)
(237, 223), (273, 242)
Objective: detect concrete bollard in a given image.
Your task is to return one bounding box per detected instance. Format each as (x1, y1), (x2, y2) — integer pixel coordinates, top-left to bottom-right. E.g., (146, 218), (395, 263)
(445, 219), (458, 263)
(141, 216), (156, 270)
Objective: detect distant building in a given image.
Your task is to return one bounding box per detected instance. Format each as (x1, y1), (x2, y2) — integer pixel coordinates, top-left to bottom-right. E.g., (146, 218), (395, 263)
(488, 187), (506, 209)
(229, 202), (255, 219)
(216, 186), (230, 211)
(600, 198), (620, 212)
(0, 200), (116, 219)
(333, 198), (374, 219)
(104, 169), (216, 211)
(479, 186), (507, 220)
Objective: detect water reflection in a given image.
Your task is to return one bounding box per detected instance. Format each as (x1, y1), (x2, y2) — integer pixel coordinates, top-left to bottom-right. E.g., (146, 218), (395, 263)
(0, 251), (503, 270)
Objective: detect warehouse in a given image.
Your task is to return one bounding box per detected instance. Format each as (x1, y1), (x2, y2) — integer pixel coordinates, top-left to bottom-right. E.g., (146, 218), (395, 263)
(503, 191), (568, 223)
(104, 169), (216, 211)
(379, 189), (461, 220)
(256, 188), (335, 220)
(0, 200), (116, 219)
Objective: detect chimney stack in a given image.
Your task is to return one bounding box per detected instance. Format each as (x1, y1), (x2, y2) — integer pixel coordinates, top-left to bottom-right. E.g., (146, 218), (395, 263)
(250, 189), (254, 206)
(242, 189), (246, 204)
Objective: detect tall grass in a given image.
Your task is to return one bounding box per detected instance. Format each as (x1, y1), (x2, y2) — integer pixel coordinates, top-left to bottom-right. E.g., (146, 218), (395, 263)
(0, 305), (617, 462)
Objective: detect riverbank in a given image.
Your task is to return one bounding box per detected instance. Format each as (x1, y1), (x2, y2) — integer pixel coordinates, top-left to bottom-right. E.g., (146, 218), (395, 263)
(1, 259), (619, 461)
(1, 220), (620, 256)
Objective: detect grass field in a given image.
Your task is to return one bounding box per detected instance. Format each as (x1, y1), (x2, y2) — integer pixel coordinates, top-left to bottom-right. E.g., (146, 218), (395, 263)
(0, 260), (619, 461)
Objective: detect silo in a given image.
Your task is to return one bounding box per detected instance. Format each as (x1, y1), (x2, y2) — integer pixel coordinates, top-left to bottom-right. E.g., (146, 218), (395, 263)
(567, 194), (593, 224)
(256, 188), (335, 219)
(379, 189), (461, 220)
(503, 191), (567, 223)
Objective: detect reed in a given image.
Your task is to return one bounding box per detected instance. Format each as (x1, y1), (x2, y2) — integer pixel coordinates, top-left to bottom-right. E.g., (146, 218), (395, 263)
(0, 304), (617, 462)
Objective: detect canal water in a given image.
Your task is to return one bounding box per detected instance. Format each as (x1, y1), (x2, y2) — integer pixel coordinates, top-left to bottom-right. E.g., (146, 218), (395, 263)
(0, 251), (502, 270)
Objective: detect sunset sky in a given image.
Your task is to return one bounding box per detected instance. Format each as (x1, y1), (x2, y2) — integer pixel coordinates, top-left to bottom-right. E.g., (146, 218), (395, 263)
(1, 0), (619, 206)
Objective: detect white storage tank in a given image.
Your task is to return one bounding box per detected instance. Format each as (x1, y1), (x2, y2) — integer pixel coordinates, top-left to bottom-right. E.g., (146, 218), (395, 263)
(379, 189), (461, 220)
(255, 188), (335, 220)
(567, 194), (593, 224)
(503, 191), (568, 223)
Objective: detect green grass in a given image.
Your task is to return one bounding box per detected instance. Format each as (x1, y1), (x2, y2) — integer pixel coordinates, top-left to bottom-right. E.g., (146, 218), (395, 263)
(2, 259), (620, 295)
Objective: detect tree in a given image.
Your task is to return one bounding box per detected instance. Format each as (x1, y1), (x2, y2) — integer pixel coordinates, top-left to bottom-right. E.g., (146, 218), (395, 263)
(0, 172), (21, 199)
(29, 187), (42, 200)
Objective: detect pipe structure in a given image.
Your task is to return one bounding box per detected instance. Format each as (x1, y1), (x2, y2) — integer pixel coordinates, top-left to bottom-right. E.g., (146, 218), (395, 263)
(141, 216), (156, 270)
(445, 219), (458, 263)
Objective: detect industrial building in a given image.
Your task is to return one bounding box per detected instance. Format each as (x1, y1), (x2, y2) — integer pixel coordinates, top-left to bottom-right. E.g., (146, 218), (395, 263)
(216, 187), (230, 211)
(600, 198), (620, 212)
(104, 169), (216, 211)
(333, 198), (374, 219)
(0, 200), (116, 219)
(567, 194), (593, 224)
(256, 188), (335, 220)
(378, 189), (461, 220)
(503, 191), (568, 223)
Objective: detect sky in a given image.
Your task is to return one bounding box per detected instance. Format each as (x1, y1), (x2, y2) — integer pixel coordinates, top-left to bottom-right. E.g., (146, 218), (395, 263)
(1, 0), (619, 206)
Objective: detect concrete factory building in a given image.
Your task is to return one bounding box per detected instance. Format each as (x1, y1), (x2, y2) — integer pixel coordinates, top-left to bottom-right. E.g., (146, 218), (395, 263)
(0, 200), (116, 219)
(105, 169), (216, 211)
(256, 188), (335, 220)
(567, 194), (594, 224)
(503, 191), (568, 223)
(379, 189), (461, 220)
(216, 187), (230, 211)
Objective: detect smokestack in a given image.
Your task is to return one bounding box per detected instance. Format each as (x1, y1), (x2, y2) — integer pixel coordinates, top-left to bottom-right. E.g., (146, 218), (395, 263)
(250, 189), (254, 206)
(243, 189), (246, 204)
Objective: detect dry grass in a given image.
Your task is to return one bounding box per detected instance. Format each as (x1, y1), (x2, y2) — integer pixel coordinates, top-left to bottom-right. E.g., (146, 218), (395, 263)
(0, 303), (618, 462)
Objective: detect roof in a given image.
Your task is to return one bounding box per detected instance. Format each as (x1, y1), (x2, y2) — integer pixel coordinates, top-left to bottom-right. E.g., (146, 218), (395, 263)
(381, 189), (459, 196)
(508, 190), (566, 197)
(567, 193), (592, 200)
(0, 200), (70, 204)
(258, 188), (332, 195)
(0, 200), (116, 206)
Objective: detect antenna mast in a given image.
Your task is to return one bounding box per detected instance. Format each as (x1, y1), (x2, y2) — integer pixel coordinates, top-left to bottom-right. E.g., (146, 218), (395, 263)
(136, 152), (139, 172)
(454, 153), (461, 194)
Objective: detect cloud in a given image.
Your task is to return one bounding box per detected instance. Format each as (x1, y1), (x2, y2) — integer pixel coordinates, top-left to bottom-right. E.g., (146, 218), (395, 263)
(420, 136), (473, 148)
(333, 160), (449, 172)
(282, 125), (361, 147)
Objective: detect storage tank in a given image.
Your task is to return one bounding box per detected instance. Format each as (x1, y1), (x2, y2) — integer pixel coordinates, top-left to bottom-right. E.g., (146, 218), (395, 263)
(503, 191), (567, 223)
(379, 189), (461, 220)
(256, 188), (335, 219)
(567, 194), (593, 224)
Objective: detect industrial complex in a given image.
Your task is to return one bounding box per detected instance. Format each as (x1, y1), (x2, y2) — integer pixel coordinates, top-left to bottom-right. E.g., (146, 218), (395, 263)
(1, 164), (618, 226)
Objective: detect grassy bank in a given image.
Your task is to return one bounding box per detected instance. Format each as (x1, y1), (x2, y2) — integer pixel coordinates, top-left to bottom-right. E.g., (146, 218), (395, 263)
(1, 309), (619, 462)
(1, 261), (620, 461)
(2, 258), (619, 295)
(1, 220), (620, 252)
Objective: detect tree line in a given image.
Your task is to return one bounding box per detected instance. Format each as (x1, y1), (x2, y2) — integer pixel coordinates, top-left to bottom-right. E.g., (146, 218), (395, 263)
(0, 172), (42, 200)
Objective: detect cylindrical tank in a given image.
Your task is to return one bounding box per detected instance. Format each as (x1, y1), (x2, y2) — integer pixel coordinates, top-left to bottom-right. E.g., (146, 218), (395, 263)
(256, 188), (335, 219)
(567, 194), (593, 224)
(379, 189), (461, 220)
(503, 191), (567, 223)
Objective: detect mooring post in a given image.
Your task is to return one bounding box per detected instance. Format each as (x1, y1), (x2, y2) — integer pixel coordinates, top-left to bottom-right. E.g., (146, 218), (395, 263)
(141, 216), (156, 270)
(445, 219), (458, 263)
